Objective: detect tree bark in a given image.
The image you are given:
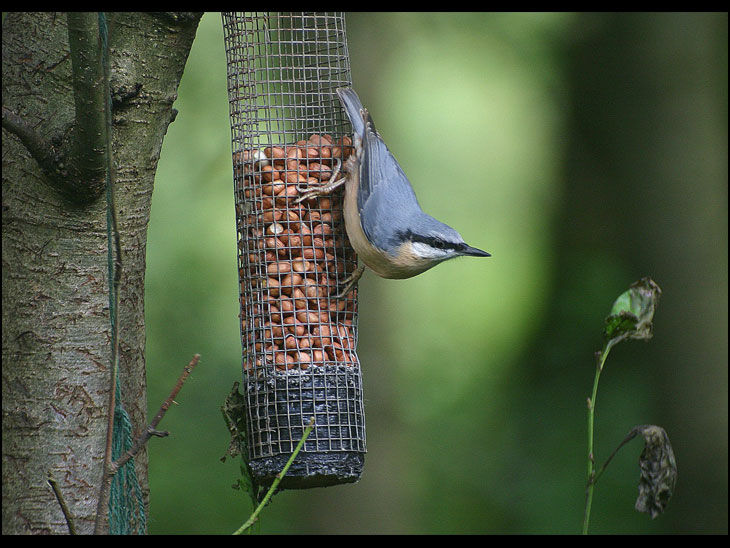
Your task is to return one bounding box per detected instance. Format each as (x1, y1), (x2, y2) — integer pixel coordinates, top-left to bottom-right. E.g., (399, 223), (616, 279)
(2, 12), (202, 534)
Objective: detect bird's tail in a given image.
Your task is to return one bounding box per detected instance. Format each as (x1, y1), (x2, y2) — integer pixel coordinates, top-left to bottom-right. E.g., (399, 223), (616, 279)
(336, 87), (368, 137)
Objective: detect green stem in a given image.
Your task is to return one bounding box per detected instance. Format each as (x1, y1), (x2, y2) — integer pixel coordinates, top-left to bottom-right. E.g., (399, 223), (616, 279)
(232, 416), (316, 535)
(582, 340), (614, 535)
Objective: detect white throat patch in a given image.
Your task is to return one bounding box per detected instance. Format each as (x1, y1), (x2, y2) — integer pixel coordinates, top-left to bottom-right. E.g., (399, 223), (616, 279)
(411, 241), (453, 260)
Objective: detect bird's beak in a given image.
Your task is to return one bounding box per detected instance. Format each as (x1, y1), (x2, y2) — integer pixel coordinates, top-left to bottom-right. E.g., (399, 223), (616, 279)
(462, 245), (491, 257)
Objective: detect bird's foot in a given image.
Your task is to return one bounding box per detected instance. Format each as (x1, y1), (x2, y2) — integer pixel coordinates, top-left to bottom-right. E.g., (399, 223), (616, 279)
(333, 264), (365, 299)
(295, 158), (346, 204)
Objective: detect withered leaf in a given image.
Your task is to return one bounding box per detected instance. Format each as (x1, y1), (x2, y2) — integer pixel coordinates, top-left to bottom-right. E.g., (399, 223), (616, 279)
(633, 425), (677, 519)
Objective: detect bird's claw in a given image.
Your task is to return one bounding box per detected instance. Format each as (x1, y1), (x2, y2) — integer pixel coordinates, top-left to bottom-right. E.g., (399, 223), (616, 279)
(294, 158), (346, 204)
(333, 264), (365, 299)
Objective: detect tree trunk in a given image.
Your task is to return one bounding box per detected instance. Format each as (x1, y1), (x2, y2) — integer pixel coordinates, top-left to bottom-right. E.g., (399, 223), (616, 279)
(2, 12), (202, 534)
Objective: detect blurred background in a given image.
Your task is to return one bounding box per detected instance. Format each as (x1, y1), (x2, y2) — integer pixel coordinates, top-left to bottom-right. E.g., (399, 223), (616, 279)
(144, 12), (727, 534)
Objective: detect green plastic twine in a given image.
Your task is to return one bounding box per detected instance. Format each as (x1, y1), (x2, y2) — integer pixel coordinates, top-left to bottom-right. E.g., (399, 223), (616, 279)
(99, 12), (146, 534)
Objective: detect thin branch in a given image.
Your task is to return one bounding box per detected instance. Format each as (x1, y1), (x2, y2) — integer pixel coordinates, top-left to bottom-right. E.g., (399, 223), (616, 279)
(67, 12), (107, 194)
(93, 12), (119, 534)
(47, 474), (77, 535)
(110, 354), (201, 474)
(1, 106), (61, 177)
(2, 12), (111, 203)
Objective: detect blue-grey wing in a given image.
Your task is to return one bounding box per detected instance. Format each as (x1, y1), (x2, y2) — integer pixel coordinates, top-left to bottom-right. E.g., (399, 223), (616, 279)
(337, 87), (420, 251)
(359, 124), (420, 251)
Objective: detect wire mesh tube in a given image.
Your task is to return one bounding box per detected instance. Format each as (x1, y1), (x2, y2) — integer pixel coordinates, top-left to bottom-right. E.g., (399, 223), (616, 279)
(222, 12), (366, 488)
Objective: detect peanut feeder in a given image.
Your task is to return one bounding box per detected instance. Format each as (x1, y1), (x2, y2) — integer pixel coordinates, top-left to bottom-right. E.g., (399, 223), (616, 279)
(223, 12), (366, 488)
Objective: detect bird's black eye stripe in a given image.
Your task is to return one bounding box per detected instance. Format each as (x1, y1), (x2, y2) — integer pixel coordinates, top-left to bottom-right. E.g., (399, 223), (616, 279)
(398, 230), (459, 252)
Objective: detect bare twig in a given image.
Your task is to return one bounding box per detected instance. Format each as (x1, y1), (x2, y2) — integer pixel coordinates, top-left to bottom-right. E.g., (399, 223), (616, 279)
(1, 106), (61, 178)
(110, 354), (201, 474)
(93, 12), (122, 534)
(48, 474), (77, 535)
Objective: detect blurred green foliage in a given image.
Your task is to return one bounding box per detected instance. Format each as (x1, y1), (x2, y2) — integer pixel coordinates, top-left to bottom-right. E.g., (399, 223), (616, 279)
(145, 12), (727, 534)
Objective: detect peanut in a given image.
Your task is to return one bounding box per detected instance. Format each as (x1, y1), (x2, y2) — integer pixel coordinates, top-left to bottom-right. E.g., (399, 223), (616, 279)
(235, 135), (360, 371)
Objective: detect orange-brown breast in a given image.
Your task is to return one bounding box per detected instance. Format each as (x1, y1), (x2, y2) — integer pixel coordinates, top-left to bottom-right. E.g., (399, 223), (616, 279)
(343, 177), (434, 279)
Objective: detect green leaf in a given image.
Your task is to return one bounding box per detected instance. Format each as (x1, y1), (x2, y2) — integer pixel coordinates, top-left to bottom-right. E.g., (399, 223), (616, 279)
(603, 277), (662, 344)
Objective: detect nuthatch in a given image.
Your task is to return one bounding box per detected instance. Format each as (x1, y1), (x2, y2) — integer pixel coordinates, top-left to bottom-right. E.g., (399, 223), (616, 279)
(298, 87), (490, 296)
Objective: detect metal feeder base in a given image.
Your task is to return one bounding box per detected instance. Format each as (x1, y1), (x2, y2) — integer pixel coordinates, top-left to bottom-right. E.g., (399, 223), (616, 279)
(249, 451), (364, 489)
(244, 365), (366, 489)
